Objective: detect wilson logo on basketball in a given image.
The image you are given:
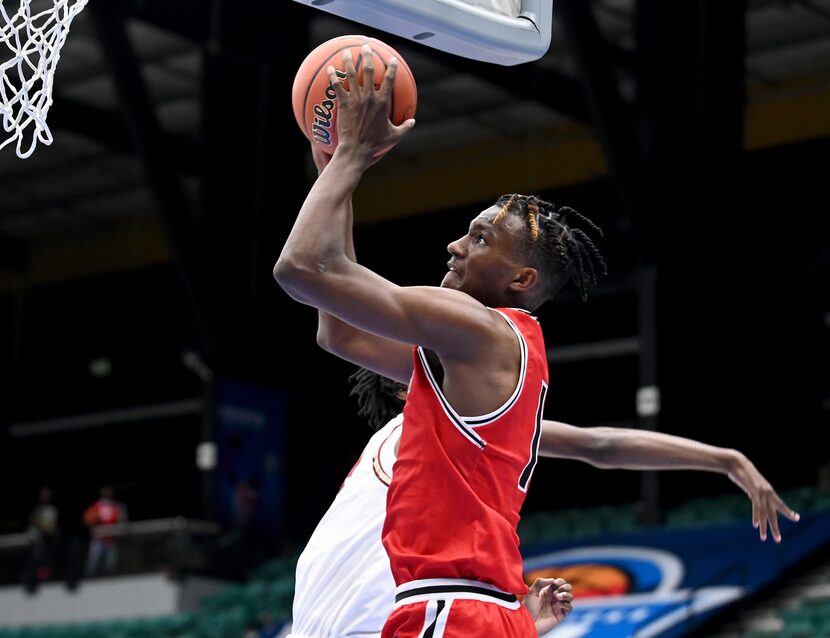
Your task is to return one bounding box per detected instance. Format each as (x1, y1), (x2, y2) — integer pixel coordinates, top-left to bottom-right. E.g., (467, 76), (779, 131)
(293, 36), (417, 154)
(312, 69), (347, 146)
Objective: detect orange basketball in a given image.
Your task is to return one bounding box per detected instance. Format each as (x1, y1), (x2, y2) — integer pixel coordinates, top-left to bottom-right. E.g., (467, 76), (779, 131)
(292, 35), (417, 154)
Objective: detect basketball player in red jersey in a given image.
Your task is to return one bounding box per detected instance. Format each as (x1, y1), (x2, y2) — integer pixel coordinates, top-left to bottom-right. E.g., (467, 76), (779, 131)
(276, 43), (599, 636)
(276, 43), (731, 637)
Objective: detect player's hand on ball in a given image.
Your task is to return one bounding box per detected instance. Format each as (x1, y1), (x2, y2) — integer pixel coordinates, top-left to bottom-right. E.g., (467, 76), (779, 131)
(327, 44), (415, 163)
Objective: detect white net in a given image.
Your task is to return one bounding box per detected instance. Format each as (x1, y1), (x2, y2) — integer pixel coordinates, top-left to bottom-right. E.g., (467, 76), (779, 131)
(0, 0), (88, 158)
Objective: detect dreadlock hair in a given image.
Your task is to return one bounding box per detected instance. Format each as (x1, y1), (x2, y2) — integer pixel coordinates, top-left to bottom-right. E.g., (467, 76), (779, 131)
(492, 193), (607, 303)
(348, 367), (407, 432)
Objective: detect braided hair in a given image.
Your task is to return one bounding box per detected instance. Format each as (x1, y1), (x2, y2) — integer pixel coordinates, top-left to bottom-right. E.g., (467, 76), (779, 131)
(348, 367), (407, 432)
(492, 193), (607, 303)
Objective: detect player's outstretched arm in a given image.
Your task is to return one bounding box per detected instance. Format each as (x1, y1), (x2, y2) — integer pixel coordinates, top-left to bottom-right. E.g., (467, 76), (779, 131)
(523, 577), (573, 636)
(537, 420), (800, 542)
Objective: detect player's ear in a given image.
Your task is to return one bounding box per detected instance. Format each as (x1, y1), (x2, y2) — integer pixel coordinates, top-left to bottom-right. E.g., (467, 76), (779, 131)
(508, 267), (538, 293)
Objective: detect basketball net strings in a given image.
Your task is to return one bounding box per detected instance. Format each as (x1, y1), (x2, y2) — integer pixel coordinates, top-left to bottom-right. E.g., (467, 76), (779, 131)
(0, 0), (88, 158)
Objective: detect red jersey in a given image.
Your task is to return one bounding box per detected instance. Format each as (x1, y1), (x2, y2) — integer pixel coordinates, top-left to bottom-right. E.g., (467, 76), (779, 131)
(382, 308), (549, 596)
(84, 499), (121, 526)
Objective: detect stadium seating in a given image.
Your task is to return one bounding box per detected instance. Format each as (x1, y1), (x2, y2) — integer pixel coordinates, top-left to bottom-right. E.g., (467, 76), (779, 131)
(3, 486), (829, 638)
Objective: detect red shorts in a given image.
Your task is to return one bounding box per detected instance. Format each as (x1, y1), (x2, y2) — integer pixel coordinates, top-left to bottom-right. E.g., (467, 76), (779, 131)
(381, 579), (536, 638)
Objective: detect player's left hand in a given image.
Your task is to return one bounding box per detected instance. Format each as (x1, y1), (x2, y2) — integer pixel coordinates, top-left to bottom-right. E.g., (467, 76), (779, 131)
(728, 452), (800, 543)
(523, 577), (573, 636)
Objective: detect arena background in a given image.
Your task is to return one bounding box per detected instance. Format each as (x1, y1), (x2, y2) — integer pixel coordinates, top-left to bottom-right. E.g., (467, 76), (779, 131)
(0, 0), (828, 632)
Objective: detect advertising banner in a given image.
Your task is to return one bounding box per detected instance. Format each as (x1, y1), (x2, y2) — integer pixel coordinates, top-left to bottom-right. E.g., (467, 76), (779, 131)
(523, 512), (830, 637)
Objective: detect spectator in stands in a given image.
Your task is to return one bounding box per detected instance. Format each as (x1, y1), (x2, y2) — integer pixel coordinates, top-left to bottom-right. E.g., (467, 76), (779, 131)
(232, 476), (267, 572)
(22, 486), (59, 590)
(83, 485), (127, 576)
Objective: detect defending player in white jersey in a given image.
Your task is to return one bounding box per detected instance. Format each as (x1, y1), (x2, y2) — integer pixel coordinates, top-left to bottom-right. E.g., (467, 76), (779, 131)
(287, 368), (798, 638)
(289, 371), (572, 638)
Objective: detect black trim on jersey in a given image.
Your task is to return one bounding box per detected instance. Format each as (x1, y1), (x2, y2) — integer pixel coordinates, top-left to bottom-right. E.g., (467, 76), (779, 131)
(503, 307), (536, 318)
(462, 309), (528, 427)
(423, 600), (445, 638)
(416, 308), (530, 441)
(518, 381), (547, 492)
(417, 347), (486, 449)
(395, 584), (519, 604)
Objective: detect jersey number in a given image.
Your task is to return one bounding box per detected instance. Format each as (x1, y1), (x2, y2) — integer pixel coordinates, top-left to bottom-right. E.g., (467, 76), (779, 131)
(518, 382), (547, 492)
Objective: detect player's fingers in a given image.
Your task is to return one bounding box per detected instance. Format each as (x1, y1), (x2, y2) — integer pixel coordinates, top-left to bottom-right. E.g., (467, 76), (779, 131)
(342, 49), (359, 93)
(326, 66), (348, 100)
(767, 502), (782, 543)
(381, 57), (398, 96)
(774, 496), (801, 522)
(757, 505), (768, 542)
(385, 119), (415, 149)
(555, 602), (573, 622)
(360, 43), (375, 92)
(528, 578), (545, 594)
(390, 118), (416, 139)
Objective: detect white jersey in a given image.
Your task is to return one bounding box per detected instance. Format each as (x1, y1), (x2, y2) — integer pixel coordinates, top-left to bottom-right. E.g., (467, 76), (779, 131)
(289, 414), (403, 638)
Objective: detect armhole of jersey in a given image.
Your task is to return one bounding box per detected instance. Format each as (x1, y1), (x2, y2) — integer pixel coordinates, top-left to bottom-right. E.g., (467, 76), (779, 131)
(463, 309), (528, 427)
(414, 309), (528, 447)
(416, 347), (487, 449)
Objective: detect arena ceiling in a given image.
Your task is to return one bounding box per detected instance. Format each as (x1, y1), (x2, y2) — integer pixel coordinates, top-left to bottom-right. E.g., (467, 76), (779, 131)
(0, 0), (828, 286)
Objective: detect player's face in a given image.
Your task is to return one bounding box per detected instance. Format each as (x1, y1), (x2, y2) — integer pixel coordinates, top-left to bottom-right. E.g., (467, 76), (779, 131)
(442, 206), (526, 304)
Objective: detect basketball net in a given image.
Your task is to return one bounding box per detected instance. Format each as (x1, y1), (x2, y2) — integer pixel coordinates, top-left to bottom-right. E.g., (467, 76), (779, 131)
(0, 0), (88, 159)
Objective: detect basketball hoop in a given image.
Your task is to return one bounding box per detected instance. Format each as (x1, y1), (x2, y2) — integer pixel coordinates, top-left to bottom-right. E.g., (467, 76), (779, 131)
(292, 0), (552, 66)
(0, 0), (88, 159)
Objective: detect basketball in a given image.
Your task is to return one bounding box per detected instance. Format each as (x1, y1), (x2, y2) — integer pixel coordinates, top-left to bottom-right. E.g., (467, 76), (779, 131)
(292, 35), (417, 154)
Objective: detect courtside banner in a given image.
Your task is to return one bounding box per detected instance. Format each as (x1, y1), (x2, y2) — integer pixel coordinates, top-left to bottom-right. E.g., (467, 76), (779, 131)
(215, 379), (286, 536)
(522, 511), (830, 638)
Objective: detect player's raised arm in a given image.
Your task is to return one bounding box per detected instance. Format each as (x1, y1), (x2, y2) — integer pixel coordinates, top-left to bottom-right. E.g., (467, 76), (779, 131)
(537, 420), (800, 542)
(278, 42), (606, 421)
(308, 145), (415, 383)
(275, 45), (512, 362)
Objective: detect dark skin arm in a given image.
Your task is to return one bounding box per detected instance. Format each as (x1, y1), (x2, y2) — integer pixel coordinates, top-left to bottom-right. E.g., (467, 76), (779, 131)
(276, 45), (526, 414)
(310, 146), (414, 382)
(386, 416), (798, 542)
(537, 420), (800, 542)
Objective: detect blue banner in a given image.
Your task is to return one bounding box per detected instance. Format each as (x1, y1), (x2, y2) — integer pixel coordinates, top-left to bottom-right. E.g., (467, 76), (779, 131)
(215, 379), (286, 535)
(522, 512), (830, 637)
